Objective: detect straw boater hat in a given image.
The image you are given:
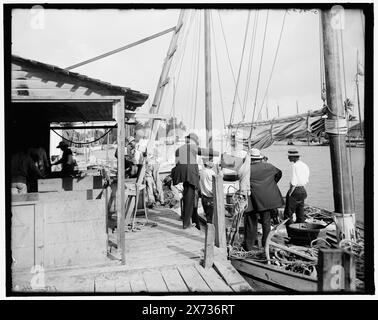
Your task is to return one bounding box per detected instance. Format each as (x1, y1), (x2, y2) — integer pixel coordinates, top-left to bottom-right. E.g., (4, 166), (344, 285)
(201, 157), (214, 168)
(186, 132), (200, 145)
(250, 148), (264, 160)
(126, 136), (135, 145)
(287, 148), (301, 157)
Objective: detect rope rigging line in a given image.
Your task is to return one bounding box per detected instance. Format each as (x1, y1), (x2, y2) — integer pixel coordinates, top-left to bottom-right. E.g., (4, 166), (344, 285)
(229, 10), (252, 125)
(169, 10), (194, 83)
(210, 11), (226, 128)
(66, 26), (176, 70)
(248, 10), (270, 145)
(51, 126), (116, 146)
(255, 10), (287, 121)
(216, 11), (244, 124)
(242, 11), (259, 121)
(192, 12), (202, 128)
(187, 12), (200, 128)
(166, 10), (195, 117)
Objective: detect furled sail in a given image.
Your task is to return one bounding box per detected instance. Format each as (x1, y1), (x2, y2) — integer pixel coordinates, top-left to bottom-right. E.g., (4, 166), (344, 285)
(228, 108), (326, 150)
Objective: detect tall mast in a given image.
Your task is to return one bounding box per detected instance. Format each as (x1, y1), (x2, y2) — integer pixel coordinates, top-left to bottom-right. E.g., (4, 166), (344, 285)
(356, 50), (364, 139)
(204, 9), (213, 150)
(148, 10), (185, 148)
(321, 9), (354, 215)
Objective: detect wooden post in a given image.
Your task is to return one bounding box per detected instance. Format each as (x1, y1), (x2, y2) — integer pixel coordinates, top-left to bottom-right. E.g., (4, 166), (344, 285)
(115, 99), (126, 264)
(212, 175), (226, 248)
(317, 249), (355, 292)
(203, 223), (215, 268)
(321, 10), (354, 215)
(204, 9), (213, 151)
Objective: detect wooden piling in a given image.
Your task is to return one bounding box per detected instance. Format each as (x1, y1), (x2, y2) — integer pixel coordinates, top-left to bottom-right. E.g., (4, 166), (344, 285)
(203, 223), (215, 268)
(212, 175), (226, 248)
(317, 248), (356, 292)
(115, 98), (126, 264)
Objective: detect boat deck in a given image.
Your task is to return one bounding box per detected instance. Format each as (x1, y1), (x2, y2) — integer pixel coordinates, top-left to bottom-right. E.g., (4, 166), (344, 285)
(12, 208), (252, 293)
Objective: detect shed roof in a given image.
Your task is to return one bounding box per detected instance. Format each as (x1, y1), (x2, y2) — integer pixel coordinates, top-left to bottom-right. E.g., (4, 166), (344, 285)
(11, 55), (149, 122)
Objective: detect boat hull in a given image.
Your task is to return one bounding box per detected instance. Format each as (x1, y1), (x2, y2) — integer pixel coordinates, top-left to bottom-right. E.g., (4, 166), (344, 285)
(231, 258), (318, 292)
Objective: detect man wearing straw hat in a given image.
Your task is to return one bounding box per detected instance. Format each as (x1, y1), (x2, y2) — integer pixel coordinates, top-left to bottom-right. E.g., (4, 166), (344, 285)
(284, 148), (310, 226)
(244, 148), (283, 250)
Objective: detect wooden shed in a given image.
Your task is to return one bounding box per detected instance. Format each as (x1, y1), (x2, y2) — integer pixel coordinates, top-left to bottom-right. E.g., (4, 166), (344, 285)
(9, 55), (148, 272)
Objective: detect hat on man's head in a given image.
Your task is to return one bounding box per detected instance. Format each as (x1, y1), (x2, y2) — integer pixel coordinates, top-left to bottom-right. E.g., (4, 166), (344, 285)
(287, 148), (301, 157)
(185, 132), (199, 145)
(126, 136), (135, 145)
(202, 157), (214, 168)
(56, 141), (69, 149)
(250, 148), (263, 160)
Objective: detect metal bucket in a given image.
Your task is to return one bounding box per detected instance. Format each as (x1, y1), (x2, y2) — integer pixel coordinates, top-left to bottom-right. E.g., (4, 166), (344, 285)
(287, 222), (325, 246)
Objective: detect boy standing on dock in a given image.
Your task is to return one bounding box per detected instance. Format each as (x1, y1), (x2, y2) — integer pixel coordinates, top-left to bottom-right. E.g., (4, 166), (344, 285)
(199, 158), (216, 223)
(284, 148), (310, 226)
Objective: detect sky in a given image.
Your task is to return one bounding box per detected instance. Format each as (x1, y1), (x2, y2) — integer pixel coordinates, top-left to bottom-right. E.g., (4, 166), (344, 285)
(11, 6), (365, 132)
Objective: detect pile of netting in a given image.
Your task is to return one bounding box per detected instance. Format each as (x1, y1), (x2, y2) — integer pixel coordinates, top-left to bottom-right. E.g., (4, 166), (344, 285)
(229, 237), (333, 278)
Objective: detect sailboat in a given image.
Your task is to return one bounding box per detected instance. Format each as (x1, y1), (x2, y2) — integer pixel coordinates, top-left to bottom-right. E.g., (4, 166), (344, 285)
(148, 8), (365, 292)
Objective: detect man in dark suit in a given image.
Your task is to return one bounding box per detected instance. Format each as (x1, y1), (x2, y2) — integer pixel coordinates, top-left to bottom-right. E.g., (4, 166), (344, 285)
(171, 133), (219, 230)
(244, 148), (284, 250)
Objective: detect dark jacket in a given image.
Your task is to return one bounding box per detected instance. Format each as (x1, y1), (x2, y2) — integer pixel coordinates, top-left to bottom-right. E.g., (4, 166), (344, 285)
(171, 143), (219, 188)
(249, 161), (284, 212)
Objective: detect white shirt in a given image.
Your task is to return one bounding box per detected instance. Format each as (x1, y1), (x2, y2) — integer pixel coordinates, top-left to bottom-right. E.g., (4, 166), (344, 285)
(290, 160), (310, 187)
(199, 167), (216, 197)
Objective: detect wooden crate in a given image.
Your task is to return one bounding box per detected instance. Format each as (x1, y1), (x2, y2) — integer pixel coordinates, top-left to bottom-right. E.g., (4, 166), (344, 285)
(11, 194), (107, 272)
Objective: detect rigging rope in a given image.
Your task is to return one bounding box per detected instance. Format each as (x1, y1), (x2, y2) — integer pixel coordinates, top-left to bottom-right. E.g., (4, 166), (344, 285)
(242, 11), (259, 121)
(217, 11), (244, 123)
(188, 13), (200, 128)
(210, 11), (226, 127)
(229, 11), (252, 125)
(166, 10), (195, 118)
(192, 12), (202, 128)
(256, 10), (287, 121)
(248, 10), (270, 146)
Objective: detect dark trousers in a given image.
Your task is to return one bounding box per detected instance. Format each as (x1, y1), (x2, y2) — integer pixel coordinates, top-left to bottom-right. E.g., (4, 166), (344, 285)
(284, 186), (307, 225)
(244, 210), (271, 250)
(183, 182), (200, 230)
(201, 195), (214, 223)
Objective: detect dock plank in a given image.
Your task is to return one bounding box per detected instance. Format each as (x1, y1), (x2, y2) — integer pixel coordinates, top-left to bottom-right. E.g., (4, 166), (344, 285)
(129, 273), (148, 293)
(115, 275), (132, 293)
(213, 261), (253, 292)
(177, 266), (212, 292)
(95, 277), (116, 292)
(195, 265), (233, 292)
(143, 270), (169, 293)
(161, 268), (189, 293)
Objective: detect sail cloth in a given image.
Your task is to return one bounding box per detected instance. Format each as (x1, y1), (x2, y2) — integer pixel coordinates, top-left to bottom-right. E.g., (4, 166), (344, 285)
(229, 108), (326, 150)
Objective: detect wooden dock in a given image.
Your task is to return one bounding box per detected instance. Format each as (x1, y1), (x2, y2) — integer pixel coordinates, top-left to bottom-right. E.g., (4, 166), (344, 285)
(12, 208), (253, 293)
